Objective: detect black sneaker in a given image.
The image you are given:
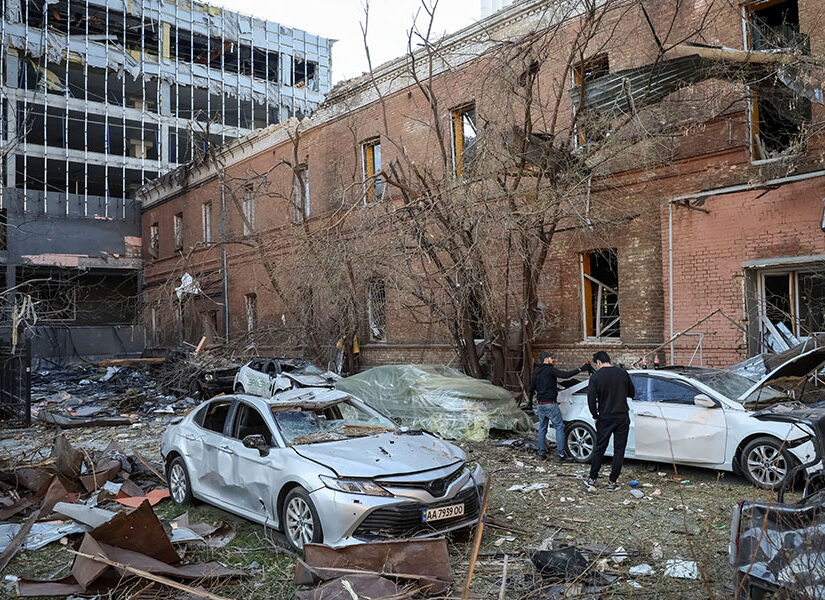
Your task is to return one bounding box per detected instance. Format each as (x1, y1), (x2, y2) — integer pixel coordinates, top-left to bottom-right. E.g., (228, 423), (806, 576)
(537, 454), (548, 461)
(606, 480), (619, 491)
(583, 477), (596, 490)
(555, 454), (570, 463)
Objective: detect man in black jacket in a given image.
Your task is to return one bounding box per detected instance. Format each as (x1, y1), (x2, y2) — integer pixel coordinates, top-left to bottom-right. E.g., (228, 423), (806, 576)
(527, 351), (589, 461)
(585, 351), (635, 490)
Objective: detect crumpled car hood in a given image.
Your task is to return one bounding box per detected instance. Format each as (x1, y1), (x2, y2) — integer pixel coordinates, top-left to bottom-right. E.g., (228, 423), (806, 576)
(291, 432), (465, 478)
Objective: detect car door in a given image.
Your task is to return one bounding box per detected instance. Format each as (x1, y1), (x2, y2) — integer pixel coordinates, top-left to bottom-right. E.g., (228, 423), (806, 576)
(190, 398), (233, 501)
(223, 401), (284, 520)
(628, 375), (658, 459)
(636, 376), (727, 465)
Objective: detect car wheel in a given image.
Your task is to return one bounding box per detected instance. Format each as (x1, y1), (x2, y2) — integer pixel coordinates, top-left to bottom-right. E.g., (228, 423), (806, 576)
(282, 488), (323, 552)
(740, 436), (797, 490)
(234, 383), (245, 393)
(167, 456), (193, 504)
(566, 422), (595, 463)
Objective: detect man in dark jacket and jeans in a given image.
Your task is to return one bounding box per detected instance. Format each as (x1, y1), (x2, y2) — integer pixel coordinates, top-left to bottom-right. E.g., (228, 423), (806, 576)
(528, 351), (589, 461)
(585, 351), (635, 490)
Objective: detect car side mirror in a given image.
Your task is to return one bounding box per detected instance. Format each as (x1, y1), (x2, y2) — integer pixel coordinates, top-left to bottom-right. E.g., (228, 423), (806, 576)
(242, 434), (270, 456)
(694, 394), (716, 408)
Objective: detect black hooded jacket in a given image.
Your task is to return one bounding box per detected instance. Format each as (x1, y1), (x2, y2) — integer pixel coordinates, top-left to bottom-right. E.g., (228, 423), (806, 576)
(528, 363), (583, 404)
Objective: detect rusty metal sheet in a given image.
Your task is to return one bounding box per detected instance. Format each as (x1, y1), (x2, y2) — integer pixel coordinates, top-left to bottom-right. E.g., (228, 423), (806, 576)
(296, 574), (409, 600)
(73, 534), (110, 589)
(89, 499), (180, 564)
(79, 459), (122, 492)
(50, 433), (84, 479)
(300, 538), (453, 594)
(14, 468), (52, 493)
(40, 477), (78, 514)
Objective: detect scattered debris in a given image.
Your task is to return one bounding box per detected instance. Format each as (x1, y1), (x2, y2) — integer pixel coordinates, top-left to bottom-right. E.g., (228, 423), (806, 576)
(628, 564), (656, 577)
(663, 559), (700, 579)
(629, 489), (644, 499)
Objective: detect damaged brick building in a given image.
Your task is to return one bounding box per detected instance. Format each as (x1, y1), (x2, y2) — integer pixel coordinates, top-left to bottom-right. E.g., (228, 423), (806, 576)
(139, 0), (825, 380)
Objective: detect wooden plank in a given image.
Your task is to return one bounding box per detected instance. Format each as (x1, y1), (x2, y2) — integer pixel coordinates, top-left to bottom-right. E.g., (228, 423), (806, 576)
(461, 478), (491, 600)
(0, 510), (41, 573)
(664, 43), (788, 64)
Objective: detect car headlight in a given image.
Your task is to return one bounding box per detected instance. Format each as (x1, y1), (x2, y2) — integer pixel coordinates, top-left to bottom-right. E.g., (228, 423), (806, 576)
(319, 475), (391, 497)
(204, 373), (214, 381)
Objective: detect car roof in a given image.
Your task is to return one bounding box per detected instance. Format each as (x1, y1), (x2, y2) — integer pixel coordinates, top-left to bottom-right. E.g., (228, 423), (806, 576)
(267, 387), (350, 405)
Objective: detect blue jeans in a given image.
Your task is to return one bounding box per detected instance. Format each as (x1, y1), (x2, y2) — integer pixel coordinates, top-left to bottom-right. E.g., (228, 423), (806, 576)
(537, 403), (565, 457)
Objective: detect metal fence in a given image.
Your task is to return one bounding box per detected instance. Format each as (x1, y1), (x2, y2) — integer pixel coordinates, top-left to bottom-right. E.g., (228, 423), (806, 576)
(0, 339), (31, 429)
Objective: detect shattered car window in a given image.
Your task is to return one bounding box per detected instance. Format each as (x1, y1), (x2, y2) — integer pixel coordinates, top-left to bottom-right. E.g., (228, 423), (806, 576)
(690, 371), (788, 406)
(273, 400), (395, 445)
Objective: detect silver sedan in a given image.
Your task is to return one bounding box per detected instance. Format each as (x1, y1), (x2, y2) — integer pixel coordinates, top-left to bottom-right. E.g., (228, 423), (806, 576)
(161, 387), (486, 551)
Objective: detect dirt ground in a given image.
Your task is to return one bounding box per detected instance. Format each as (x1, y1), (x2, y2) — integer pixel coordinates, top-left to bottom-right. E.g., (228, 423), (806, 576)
(0, 415), (777, 599)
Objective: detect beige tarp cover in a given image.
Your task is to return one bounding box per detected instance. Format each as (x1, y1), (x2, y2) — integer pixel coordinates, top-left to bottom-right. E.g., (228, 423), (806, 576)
(336, 365), (532, 441)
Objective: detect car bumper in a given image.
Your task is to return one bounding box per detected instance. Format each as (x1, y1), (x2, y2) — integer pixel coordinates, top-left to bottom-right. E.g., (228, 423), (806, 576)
(310, 464), (486, 546)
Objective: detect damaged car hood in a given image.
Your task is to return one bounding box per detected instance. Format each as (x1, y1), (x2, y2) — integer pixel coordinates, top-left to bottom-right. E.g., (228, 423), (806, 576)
(291, 432), (465, 478)
(737, 346), (825, 403)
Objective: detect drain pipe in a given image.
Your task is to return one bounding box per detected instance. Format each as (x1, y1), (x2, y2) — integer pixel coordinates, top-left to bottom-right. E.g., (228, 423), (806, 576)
(667, 169), (825, 365)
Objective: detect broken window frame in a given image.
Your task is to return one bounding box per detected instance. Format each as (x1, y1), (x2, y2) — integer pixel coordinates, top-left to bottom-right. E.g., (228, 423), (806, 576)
(743, 0), (810, 162)
(450, 103), (477, 177)
(242, 185), (255, 236)
(366, 277), (387, 342)
(202, 202), (212, 244)
(580, 249), (621, 340)
(245, 293), (257, 333)
(149, 222), (159, 257)
(173, 213), (183, 252)
(571, 53), (609, 148)
(361, 138), (384, 203)
(292, 165), (310, 223)
(752, 266), (825, 353)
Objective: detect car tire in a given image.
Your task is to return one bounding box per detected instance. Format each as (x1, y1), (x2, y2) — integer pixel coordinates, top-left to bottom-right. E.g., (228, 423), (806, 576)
(740, 436), (797, 491)
(167, 456), (194, 505)
(565, 422), (596, 463)
(282, 488), (323, 552)
(234, 383), (245, 394)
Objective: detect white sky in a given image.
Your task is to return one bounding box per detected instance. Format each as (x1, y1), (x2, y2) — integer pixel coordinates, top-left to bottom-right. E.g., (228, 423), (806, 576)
(207, 0), (481, 84)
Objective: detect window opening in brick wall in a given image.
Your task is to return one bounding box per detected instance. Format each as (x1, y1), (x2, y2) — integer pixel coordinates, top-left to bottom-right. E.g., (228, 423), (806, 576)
(755, 268), (825, 352)
(573, 53), (609, 147)
(745, 1), (810, 161)
(201, 309), (219, 341)
(242, 185), (255, 236)
(202, 202), (212, 243)
(149, 222), (159, 257)
(451, 104), (477, 176)
(23, 277), (77, 322)
(292, 165), (310, 223)
(362, 138), (384, 202)
(173, 213), (183, 252)
(367, 278), (387, 342)
(581, 249), (620, 339)
(245, 293), (257, 333)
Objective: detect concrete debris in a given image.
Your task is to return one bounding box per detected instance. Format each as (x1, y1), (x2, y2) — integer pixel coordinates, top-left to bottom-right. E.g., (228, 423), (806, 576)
(628, 564), (656, 577)
(663, 559), (700, 579)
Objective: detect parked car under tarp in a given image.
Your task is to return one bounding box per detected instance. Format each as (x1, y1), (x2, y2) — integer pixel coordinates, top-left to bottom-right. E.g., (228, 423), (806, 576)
(336, 365), (532, 441)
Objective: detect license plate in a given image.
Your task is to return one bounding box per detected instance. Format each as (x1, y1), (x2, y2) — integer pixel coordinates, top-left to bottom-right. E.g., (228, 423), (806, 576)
(422, 503), (464, 523)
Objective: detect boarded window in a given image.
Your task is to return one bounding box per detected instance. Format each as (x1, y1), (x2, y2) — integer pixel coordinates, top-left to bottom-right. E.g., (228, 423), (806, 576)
(242, 186), (255, 236)
(173, 213), (183, 251)
(202, 202), (212, 243)
(292, 165), (309, 223)
(245, 293), (257, 333)
(362, 138), (383, 202)
(573, 54), (609, 146)
(581, 249), (620, 339)
(451, 104), (477, 176)
(149, 222), (159, 257)
(366, 278), (387, 342)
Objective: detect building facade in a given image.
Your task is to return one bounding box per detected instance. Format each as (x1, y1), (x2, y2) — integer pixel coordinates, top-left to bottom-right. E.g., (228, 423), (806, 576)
(140, 0), (825, 378)
(0, 0), (332, 362)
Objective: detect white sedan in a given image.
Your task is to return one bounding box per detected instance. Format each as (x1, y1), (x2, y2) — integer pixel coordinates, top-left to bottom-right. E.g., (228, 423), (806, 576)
(556, 348), (825, 489)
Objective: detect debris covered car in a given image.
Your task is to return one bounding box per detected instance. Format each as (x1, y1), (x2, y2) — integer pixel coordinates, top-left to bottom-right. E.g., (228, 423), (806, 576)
(233, 358), (339, 397)
(730, 404), (825, 599)
(336, 364), (532, 441)
(161, 387), (486, 551)
(557, 347), (825, 489)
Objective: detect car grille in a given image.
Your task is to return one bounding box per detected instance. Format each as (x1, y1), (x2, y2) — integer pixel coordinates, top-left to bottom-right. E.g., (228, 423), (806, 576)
(353, 485), (482, 539)
(377, 466), (465, 498)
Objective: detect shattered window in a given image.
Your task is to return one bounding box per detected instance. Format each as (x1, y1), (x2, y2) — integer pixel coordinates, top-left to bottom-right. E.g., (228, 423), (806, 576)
(293, 58), (319, 91)
(362, 138), (383, 202)
(173, 213), (183, 252)
(199, 400), (231, 434)
(232, 403), (273, 445)
(747, 0), (807, 52)
(272, 400), (395, 445)
(367, 277), (387, 342)
(245, 293), (257, 333)
(451, 104), (477, 176)
(581, 249), (620, 339)
(242, 185), (255, 236)
(149, 222), (159, 257)
(572, 54), (609, 146)
(202, 202), (212, 243)
(755, 268), (825, 352)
